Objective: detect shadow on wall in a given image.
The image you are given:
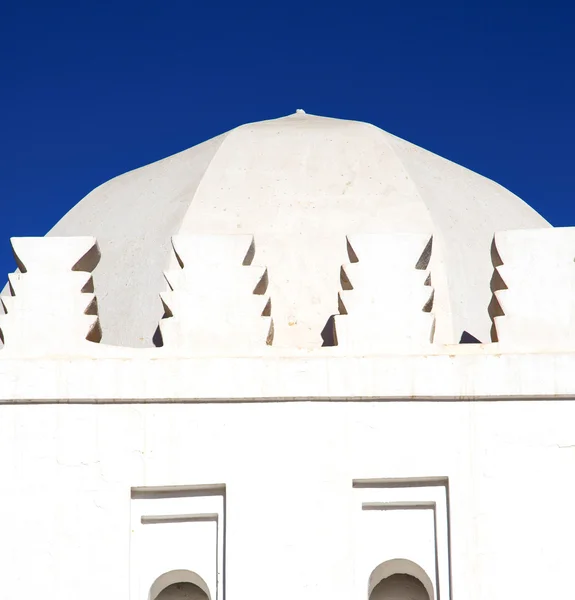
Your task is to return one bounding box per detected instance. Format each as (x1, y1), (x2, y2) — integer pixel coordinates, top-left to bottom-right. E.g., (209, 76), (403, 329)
(155, 582), (208, 600)
(150, 570), (210, 600)
(369, 558), (433, 600)
(371, 574), (430, 600)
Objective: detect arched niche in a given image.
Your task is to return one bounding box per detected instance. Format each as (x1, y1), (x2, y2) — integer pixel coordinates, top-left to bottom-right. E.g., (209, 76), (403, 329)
(368, 558), (434, 600)
(149, 569), (211, 600)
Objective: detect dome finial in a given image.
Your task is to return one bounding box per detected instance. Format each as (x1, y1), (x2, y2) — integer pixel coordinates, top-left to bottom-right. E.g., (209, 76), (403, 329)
(295, 108), (306, 114)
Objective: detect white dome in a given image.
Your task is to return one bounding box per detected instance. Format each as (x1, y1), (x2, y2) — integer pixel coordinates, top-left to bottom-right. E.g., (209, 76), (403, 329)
(47, 112), (549, 347)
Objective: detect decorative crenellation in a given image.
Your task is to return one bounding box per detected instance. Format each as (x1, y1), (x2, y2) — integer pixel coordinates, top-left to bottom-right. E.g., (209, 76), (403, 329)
(4, 228), (575, 358)
(0, 236), (101, 354)
(330, 234), (435, 352)
(159, 234), (273, 354)
(489, 227), (575, 350)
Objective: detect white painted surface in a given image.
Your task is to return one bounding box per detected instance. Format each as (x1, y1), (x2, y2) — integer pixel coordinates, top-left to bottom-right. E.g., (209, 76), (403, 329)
(335, 234), (434, 351)
(358, 509), (435, 599)
(0, 237), (101, 353)
(160, 235), (272, 353)
(46, 134), (227, 347)
(4, 226), (575, 359)
(491, 227), (575, 350)
(354, 484), (449, 600)
(43, 112), (548, 347)
(1, 401), (575, 600)
(0, 111), (572, 600)
(131, 493), (223, 600)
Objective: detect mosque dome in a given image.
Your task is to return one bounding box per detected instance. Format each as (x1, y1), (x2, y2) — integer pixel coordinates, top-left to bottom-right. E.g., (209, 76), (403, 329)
(47, 111), (549, 348)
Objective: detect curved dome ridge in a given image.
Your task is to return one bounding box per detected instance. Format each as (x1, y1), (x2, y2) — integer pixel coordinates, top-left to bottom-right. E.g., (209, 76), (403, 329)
(42, 112), (548, 347)
(47, 131), (229, 347)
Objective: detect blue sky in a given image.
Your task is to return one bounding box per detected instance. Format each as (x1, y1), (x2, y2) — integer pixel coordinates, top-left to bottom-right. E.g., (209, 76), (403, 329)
(1, 1), (573, 275)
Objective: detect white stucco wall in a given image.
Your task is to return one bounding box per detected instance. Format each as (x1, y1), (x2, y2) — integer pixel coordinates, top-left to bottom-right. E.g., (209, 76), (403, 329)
(1, 227), (574, 600)
(1, 399), (574, 600)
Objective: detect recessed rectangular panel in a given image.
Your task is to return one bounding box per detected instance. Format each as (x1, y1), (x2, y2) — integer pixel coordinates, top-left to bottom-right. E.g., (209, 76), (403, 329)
(352, 478), (451, 600)
(130, 484), (225, 600)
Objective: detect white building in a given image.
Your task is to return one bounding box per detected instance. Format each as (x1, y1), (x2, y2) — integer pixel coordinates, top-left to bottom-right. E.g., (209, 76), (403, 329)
(1, 111), (574, 600)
